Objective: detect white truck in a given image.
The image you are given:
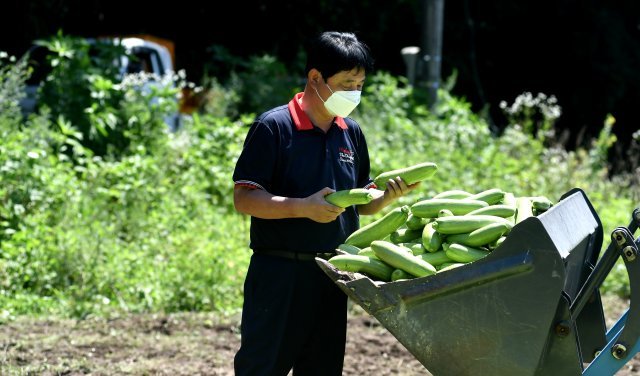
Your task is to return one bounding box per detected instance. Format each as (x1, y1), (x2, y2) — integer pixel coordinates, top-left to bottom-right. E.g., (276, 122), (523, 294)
(20, 36), (182, 131)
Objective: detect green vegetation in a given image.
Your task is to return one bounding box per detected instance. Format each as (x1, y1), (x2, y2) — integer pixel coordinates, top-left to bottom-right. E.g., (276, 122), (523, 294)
(1, 34), (638, 321)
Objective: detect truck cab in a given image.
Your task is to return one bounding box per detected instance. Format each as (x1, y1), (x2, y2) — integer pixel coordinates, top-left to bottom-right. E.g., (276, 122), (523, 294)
(20, 35), (182, 131)
(116, 37), (182, 131)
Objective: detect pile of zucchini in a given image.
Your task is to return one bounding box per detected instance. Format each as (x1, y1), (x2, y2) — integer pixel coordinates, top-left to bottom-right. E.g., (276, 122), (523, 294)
(325, 162), (553, 282)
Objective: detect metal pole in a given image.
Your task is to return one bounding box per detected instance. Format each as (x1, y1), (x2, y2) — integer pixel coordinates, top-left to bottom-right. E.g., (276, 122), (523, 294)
(401, 46), (420, 86)
(421, 0), (445, 109)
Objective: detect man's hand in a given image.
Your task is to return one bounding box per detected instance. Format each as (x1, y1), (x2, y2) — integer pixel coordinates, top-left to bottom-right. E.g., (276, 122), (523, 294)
(357, 177), (421, 215)
(382, 177), (421, 201)
(302, 187), (345, 223)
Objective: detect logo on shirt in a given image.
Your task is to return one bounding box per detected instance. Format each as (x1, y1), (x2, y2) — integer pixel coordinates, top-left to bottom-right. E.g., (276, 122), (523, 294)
(338, 147), (355, 164)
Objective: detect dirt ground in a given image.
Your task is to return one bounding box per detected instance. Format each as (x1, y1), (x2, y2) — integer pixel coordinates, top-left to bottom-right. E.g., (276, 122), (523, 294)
(0, 296), (638, 376)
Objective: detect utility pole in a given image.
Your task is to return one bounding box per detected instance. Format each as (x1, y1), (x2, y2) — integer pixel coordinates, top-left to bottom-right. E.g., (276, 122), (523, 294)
(401, 46), (420, 86)
(421, 0), (445, 110)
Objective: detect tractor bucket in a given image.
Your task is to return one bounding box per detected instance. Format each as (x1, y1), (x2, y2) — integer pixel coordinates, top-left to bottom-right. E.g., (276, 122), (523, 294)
(317, 188), (612, 376)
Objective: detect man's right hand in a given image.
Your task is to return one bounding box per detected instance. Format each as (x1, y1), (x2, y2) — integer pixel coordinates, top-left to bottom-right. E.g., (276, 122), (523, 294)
(302, 187), (345, 223)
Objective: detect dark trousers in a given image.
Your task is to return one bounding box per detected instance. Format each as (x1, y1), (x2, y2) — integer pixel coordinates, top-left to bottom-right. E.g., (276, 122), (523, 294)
(234, 253), (348, 376)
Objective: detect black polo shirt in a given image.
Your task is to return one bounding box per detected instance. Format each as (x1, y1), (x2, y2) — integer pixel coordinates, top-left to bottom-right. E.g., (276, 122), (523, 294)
(233, 92), (376, 253)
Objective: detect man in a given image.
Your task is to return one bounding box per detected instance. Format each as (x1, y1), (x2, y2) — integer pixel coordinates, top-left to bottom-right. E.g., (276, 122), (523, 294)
(232, 31), (419, 376)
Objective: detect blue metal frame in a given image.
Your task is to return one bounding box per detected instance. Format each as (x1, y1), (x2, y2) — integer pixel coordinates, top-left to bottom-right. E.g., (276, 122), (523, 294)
(583, 309), (638, 375)
(584, 225), (639, 375)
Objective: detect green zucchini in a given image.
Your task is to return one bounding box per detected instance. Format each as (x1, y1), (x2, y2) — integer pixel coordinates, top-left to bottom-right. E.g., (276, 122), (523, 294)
(502, 192), (517, 224)
(345, 205), (410, 248)
(437, 262), (466, 272)
(336, 243), (361, 255)
(488, 236), (507, 250)
(421, 222), (443, 253)
(357, 247), (378, 258)
(465, 204), (516, 218)
(391, 268), (414, 281)
(464, 188), (505, 205)
(371, 240), (436, 278)
(433, 215), (513, 235)
(417, 251), (453, 266)
(328, 254), (393, 281)
(529, 196), (554, 212)
(411, 198), (488, 218)
(390, 228), (423, 244)
(445, 243), (490, 263)
(433, 189), (473, 199)
(325, 188), (373, 208)
(373, 162), (438, 188)
(515, 197), (534, 224)
(399, 242), (426, 256)
(405, 214), (430, 230)
(445, 222), (511, 247)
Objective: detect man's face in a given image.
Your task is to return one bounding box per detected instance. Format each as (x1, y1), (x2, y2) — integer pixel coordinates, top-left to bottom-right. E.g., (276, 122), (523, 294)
(324, 67), (366, 93)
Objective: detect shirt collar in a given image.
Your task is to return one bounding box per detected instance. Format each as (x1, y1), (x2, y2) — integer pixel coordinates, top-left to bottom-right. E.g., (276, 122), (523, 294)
(288, 92), (348, 131)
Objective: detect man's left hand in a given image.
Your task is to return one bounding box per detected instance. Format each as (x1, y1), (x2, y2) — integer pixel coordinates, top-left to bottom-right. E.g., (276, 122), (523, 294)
(383, 177), (421, 201)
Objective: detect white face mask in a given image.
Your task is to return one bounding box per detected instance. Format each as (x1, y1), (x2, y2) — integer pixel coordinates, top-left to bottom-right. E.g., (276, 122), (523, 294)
(315, 84), (361, 118)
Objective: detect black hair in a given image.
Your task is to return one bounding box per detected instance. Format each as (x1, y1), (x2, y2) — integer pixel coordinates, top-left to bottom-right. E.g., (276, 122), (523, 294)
(304, 31), (374, 79)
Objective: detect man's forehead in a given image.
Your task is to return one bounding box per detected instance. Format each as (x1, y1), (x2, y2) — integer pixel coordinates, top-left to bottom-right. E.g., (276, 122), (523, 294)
(334, 68), (366, 80)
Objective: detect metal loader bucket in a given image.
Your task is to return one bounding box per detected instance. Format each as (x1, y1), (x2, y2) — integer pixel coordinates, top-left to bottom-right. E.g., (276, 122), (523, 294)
(317, 189), (604, 376)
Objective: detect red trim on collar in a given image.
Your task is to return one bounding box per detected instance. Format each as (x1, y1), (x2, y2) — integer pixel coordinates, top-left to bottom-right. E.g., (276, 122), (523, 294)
(288, 93), (313, 130)
(335, 117), (348, 130)
(288, 93), (348, 131)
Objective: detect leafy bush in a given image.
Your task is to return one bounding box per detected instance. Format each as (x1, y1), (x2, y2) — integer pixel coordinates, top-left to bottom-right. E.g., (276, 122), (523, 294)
(201, 45), (301, 116)
(0, 52), (30, 122)
(1, 44), (250, 319)
(0, 50), (80, 245)
(1, 113), (250, 319)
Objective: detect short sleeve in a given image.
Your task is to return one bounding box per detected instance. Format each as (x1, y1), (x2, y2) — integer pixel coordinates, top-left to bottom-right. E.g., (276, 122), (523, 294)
(232, 120), (277, 191)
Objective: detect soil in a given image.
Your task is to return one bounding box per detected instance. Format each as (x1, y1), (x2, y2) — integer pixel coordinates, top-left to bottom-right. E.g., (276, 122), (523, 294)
(0, 296), (638, 376)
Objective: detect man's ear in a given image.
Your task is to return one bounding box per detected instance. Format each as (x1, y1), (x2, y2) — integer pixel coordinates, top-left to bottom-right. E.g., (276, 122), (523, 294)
(308, 68), (322, 85)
